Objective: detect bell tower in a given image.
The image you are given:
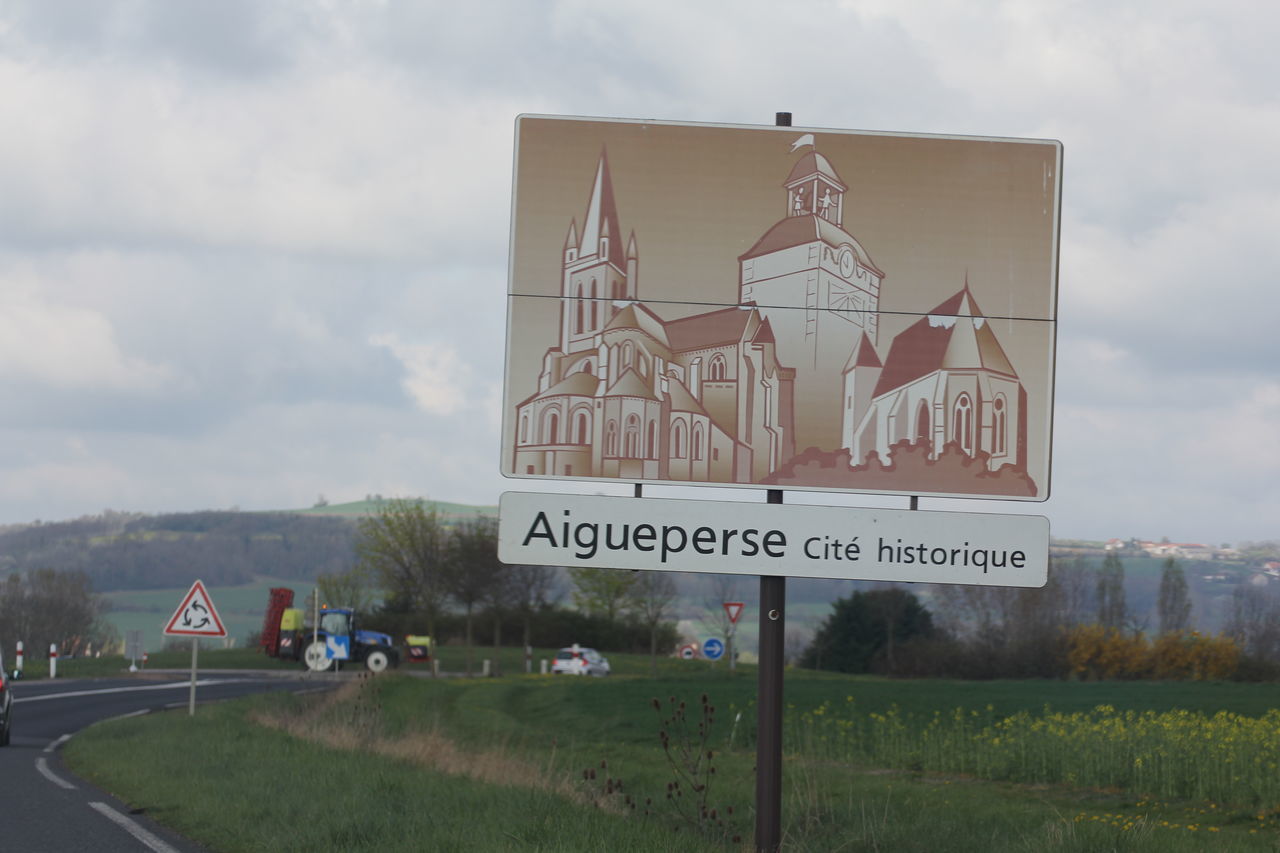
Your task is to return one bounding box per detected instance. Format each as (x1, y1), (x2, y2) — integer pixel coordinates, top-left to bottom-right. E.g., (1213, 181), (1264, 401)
(737, 139), (885, 452)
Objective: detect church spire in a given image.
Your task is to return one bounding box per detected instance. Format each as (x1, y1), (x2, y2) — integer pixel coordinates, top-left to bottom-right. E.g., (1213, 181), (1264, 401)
(578, 149), (626, 269)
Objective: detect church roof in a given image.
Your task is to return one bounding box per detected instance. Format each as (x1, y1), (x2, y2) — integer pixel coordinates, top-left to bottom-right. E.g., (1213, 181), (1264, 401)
(842, 332), (882, 374)
(664, 376), (709, 416)
(872, 286), (1018, 398)
(542, 370), (600, 398)
(576, 150), (627, 269)
(515, 365), (598, 408)
(750, 316), (776, 346)
(605, 367), (657, 400)
(604, 301), (671, 347)
(739, 216), (883, 275)
(785, 151), (846, 189)
(665, 305), (756, 352)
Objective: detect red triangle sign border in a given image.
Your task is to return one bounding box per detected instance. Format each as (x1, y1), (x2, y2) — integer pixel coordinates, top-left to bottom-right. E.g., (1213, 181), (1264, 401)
(163, 579), (228, 637)
(724, 601), (745, 625)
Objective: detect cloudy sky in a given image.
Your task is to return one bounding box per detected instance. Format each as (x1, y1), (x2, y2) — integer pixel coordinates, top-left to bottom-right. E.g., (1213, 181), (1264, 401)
(0, 0), (1276, 546)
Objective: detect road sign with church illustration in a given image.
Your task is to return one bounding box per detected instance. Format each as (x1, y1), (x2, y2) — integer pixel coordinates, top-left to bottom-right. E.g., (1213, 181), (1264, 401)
(502, 115), (1061, 501)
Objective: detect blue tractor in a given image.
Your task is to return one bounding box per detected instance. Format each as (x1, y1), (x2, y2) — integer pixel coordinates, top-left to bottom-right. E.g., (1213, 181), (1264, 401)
(262, 588), (400, 673)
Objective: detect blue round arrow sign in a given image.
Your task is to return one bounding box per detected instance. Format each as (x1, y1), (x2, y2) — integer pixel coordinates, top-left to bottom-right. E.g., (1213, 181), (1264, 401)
(703, 638), (725, 661)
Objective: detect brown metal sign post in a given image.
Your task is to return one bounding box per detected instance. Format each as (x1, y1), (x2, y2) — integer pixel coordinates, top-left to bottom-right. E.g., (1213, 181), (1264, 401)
(753, 111), (791, 853)
(757, 485), (786, 851)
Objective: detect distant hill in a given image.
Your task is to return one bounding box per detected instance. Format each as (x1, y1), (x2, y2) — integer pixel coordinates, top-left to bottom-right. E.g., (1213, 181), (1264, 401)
(0, 499), (497, 593)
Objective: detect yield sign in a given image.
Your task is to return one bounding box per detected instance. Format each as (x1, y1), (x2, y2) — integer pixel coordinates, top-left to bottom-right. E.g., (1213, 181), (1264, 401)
(724, 601), (745, 625)
(163, 580), (228, 637)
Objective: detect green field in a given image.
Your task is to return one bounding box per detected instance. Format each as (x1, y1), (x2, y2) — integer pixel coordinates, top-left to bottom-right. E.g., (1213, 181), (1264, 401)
(64, 659), (1280, 851)
(102, 576), (317, 652)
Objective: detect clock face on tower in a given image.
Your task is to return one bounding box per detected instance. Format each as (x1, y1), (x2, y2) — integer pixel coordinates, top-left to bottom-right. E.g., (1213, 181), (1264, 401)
(837, 245), (856, 279)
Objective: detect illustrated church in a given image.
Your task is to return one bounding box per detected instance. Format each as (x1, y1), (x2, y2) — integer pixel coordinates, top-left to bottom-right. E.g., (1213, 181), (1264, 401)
(512, 139), (1028, 486)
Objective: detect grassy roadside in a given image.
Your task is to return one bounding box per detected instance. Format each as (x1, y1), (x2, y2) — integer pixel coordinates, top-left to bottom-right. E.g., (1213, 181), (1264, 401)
(64, 670), (1280, 852)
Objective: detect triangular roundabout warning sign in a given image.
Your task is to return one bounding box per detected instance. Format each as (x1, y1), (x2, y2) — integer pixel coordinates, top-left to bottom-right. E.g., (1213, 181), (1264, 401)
(164, 579), (228, 637)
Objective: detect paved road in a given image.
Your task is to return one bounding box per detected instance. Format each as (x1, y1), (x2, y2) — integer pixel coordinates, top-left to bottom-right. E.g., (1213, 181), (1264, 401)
(3, 672), (331, 853)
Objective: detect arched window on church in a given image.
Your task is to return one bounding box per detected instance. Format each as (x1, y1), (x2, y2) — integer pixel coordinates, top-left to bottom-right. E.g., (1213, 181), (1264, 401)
(545, 411), (559, 444)
(914, 401), (930, 446)
(580, 360), (594, 375)
(590, 279), (598, 328)
(621, 341), (635, 372)
(574, 410), (590, 445)
(605, 420), (618, 456)
(520, 415), (528, 444)
(692, 423), (705, 460)
(646, 420), (657, 459)
(953, 394), (973, 455)
(575, 284), (584, 333)
(709, 354), (727, 381)
(624, 415), (641, 458)
(993, 395), (1007, 456)
(670, 419), (687, 459)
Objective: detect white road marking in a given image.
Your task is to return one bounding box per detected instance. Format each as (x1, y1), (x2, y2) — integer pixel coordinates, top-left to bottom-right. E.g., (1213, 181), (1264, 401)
(90, 802), (181, 853)
(14, 679), (250, 703)
(43, 734), (72, 753)
(35, 757), (77, 790)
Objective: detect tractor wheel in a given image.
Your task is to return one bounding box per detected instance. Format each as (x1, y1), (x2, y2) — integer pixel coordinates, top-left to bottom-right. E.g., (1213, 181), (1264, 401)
(365, 649), (391, 673)
(303, 640), (333, 672)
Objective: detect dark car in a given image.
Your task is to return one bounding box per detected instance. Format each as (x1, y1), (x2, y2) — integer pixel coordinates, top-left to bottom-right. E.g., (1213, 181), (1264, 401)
(0, 649), (12, 746)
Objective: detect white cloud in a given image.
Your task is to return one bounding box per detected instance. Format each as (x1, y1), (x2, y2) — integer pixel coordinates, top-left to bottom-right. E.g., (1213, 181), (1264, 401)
(0, 284), (172, 391)
(368, 332), (469, 416)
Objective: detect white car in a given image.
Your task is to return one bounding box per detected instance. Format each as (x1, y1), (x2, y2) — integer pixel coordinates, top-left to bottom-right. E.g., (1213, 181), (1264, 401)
(552, 646), (610, 677)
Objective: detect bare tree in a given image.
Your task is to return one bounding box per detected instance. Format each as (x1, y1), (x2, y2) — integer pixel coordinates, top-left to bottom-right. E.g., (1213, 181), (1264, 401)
(631, 570), (679, 675)
(354, 498), (450, 643)
(1225, 584), (1280, 661)
(700, 574), (739, 639)
(784, 627), (813, 666)
(507, 564), (559, 662)
(445, 516), (504, 676)
(930, 557), (1092, 677)
(568, 567), (637, 623)
(316, 564), (376, 616)
(0, 569), (111, 660)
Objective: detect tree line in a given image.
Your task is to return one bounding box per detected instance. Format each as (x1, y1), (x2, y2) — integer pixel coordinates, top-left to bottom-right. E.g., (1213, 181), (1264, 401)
(801, 555), (1280, 680)
(336, 499), (679, 673)
(0, 510), (358, 590)
(0, 569), (115, 664)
